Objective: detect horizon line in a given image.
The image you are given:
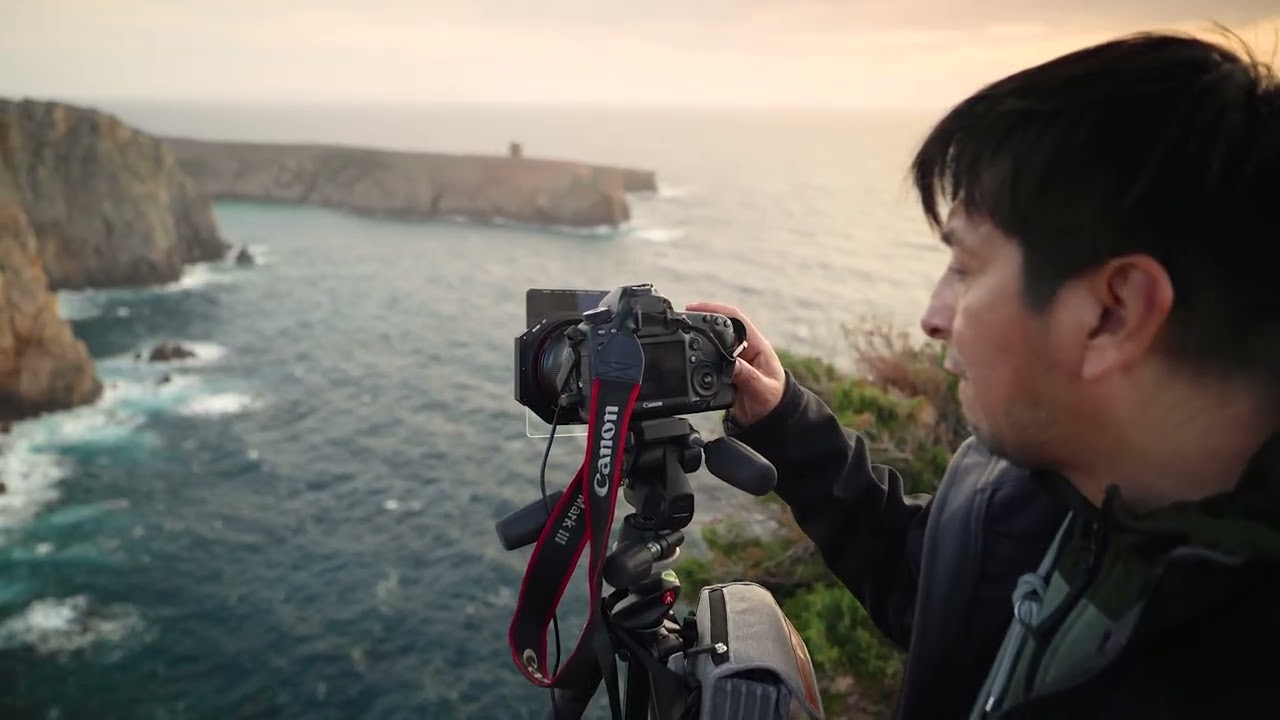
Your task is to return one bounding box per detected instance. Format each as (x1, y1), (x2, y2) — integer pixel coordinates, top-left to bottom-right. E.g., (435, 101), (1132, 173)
(0, 93), (958, 114)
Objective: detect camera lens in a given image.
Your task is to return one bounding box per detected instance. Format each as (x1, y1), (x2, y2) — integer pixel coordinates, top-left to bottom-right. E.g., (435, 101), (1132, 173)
(536, 333), (572, 401)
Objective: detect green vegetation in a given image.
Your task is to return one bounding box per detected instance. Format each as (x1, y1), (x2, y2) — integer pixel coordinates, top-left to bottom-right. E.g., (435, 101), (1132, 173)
(675, 318), (968, 718)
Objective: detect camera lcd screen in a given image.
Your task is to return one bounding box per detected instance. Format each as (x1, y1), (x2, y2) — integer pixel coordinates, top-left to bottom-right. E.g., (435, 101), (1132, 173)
(525, 288), (608, 327)
(639, 340), (689, 401)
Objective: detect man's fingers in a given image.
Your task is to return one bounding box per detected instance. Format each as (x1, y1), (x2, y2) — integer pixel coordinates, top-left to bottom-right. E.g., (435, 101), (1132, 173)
(685, 302), (770, 363)
(733, 357), (769, 390)
(685, 301), (739, 316)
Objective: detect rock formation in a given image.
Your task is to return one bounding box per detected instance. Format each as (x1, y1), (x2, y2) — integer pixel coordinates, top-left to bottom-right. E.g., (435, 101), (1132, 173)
(163, 137), (658, 229)
(0, 98), (234, 420)
(146, 341), (196, 362)
(234, 245), (255, 267)
(0, 168), (101, 421)
(0, 99), (229, 290)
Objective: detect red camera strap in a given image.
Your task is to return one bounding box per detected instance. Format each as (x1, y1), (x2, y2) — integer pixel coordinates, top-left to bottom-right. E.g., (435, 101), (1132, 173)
(508, 332), (644, 690)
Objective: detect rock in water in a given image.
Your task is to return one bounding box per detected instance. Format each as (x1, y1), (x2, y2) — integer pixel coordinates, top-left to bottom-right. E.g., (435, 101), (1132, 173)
(147, 342), (197, 362)
(234, 245), (256, 266)
(0, 99), (229, 290)
(0, 174), (101, 421)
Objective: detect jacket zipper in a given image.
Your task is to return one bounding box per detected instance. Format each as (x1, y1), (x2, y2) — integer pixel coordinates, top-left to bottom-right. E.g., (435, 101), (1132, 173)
(709, 587), (728, 665)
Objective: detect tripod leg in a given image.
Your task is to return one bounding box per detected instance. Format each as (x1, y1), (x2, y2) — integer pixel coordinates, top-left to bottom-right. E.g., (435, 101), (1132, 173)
(625, 655), (651, 720)
(543, 667), (602, 720)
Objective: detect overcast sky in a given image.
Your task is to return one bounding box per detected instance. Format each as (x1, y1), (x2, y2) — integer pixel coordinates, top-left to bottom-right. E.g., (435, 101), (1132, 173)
(1, 1), (1276, 108)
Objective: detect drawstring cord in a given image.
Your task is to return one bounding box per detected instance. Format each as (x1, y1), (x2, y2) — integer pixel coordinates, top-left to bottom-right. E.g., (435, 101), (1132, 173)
(981, 516), (1070, 714)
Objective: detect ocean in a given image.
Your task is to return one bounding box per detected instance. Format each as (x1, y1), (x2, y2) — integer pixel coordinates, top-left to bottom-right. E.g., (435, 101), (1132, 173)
(0, 103), (950, 719)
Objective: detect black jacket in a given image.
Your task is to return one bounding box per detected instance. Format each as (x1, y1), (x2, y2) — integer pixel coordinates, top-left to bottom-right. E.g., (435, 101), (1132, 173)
(727, 370), (1280, 719)
(725, 370), (1068, 718)
(975, 436), (1280, 719)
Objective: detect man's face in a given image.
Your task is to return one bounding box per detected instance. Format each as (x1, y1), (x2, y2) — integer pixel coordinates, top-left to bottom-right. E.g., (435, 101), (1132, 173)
(919, 205), (1075, 468)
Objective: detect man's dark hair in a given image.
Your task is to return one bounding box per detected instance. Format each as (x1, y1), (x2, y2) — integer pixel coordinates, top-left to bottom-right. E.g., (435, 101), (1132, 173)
(911, 30), (1280, 389)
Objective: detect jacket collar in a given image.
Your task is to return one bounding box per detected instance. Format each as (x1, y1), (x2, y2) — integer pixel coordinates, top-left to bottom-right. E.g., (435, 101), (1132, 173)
(1036, 433), (1280, 562)
(1036, 434), (1280, 636)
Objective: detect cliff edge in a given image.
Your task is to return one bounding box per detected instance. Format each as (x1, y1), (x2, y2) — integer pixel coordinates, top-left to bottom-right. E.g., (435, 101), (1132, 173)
(163, 137), (657, 229)
(0, 99), (229, 290)
(0, 170), (101, 421)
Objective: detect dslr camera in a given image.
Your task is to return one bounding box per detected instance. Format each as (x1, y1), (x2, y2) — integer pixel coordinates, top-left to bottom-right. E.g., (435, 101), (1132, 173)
(514, 284), (747, 427)
(502, 284), (825, 720)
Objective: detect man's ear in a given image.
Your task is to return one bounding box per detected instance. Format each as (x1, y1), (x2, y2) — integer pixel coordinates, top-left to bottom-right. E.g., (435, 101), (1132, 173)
(1076, 255), (1174, 381)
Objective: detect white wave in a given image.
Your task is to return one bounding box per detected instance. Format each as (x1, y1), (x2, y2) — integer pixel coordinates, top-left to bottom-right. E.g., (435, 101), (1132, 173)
(628, 226), (686, 244)
(0, 383), (161, 531)
(544, 222), (623, 238)
(158, 258), (249, 294)
(0, 336), (241, 522)
(160, 263), (216, 292)
(487, 215), (622, 238)
(94, 375), (199, 416)
(56, 291), (105, 322)
(55, 258), (244, 321)
(30, 406), (144, 446)
(656, 184), (694, 199)
(14, 374), (251, 430)
(177, 392), (258, 417)
(0, 443), (70, 531)
(0, 370), (259, 536)
(0, 595), (144, 656)
(179, 341), (229, 363)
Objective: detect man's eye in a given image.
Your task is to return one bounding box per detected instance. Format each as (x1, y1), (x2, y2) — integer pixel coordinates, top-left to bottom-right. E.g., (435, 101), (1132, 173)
(947, 264), (968, 279)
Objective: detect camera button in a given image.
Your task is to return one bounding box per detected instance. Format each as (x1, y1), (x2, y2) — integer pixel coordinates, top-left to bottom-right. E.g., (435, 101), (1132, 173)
(691, 337), (702, 350)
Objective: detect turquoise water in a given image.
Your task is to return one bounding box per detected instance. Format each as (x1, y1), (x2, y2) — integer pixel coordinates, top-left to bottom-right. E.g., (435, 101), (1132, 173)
(0, 105), (950, 719)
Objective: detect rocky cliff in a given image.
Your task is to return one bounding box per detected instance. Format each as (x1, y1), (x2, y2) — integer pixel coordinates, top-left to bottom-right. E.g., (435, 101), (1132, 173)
(0, 99), (228, 290)
(0, 168), (101, 421)
(163, 137), (658, 229)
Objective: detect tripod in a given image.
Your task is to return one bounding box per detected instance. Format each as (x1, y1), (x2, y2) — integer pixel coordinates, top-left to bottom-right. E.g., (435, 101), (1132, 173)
(526, 416), (775, 720)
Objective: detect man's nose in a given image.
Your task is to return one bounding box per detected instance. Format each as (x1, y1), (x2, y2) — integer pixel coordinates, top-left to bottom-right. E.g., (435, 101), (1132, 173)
(920, 279), (954, 340)
(920, 311), (948, 340)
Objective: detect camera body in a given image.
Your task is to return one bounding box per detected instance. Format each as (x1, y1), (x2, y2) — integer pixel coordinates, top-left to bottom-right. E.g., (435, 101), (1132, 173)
(514, 284), (746, 427)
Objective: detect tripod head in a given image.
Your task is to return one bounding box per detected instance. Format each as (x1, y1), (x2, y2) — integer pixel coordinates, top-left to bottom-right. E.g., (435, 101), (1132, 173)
(495, 415), (775, 553)
(496, 415), (777, 719)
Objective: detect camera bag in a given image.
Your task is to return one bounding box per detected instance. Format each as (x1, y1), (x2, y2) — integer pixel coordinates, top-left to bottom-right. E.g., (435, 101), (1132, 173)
(676, 581), (826, 719)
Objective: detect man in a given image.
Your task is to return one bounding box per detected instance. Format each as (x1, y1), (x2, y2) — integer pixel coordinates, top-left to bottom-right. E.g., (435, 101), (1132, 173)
(689, 30), (1280, 719)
